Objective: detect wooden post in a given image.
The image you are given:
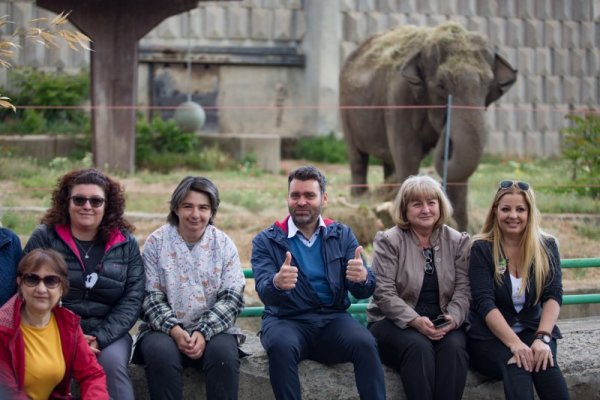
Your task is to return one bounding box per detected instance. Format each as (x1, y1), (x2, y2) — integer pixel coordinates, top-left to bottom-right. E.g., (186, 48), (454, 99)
(36, 0), (234, 173)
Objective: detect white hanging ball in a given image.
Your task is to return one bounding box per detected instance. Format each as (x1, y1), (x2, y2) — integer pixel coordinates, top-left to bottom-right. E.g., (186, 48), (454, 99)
(174, 101), (206, 132)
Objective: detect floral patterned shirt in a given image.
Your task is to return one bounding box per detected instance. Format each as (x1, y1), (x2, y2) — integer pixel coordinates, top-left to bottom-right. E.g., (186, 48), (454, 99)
(140, 224), (245, 341)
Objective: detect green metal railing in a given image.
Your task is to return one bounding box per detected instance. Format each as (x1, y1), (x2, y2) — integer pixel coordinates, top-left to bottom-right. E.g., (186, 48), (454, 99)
(239, 258), (600, 317)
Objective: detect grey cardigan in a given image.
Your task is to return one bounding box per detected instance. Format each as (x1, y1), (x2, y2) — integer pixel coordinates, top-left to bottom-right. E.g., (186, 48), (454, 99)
(366, 225), (471, 329)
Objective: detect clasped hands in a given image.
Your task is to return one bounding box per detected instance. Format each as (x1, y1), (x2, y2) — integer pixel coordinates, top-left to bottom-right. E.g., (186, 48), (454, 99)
(170, 325), (206, 359)
(273, 246), (368, 290)
(508, 339), (553, 372)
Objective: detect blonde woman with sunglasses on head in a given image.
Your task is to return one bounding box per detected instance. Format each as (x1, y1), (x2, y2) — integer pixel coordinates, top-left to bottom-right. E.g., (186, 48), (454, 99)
(23, 169), (144, 400)
(0, 248), (108, 399)
(467, 180), (569, 400)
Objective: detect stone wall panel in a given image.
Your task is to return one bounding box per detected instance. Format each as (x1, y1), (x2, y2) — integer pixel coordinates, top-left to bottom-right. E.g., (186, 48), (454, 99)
(535, 47), (552, 75)
(227, 7), (249, 39)
(498, 0), (516, 18)
(439, 0), (458, 15)
(357, 0), (377, 12)
(477, 0), (497, 17)
(570, 49), (587, 75)
(205, 6), (226, 39)
(507, 130), (525, 157)
(543, 20), (562, 47)
(535, 107), (553, 132)
(554, 0), (571, 20)
(250, 8), (273, 40)
(516, 106), (534, 131)
(525, 131), (544, 157)
(580, 22), (595, 48)
(562, 76), (580, 103)
(487, 17), (506, 45)
(517, 0), (536, 19)
(506, 19), (523, 46)
(535, 0), (553, 20)
(397, 0), (417, 14)
(572, 0), (592, 21)
(417, 0), (435, 14)
(517, 47), (536, 75)
(273, 9), (292, 40)
(524, 19), (544, 47)
(552, 48), (569, 75)
(580, 77), (597, 104)
(561, 21), (579, 48)
(466, 16), (487, 35)
(544, 75), (562, 104)
(378, 0), (398, 13)
(485, 131), (507, 155)
(525, 75), (543, 103)
(343, 11), (368, 43)
(366, 12), (388, 36)
(457, 0), (477, 16)
(543, 130), (561, 157)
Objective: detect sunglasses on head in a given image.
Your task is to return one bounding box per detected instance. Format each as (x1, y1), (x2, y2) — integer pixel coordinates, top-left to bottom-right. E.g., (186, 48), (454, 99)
(498, 180), (529, 191)
(21, 273), (62, 289)
(69, 195), (105, 208)
(422, 248), (435, 275)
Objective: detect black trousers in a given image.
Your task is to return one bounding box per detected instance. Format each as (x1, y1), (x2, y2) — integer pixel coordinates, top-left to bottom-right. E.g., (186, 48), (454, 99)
(369, 318), (469, 400)
(135, 330), (240, 400)
(468, 329), (570, 400)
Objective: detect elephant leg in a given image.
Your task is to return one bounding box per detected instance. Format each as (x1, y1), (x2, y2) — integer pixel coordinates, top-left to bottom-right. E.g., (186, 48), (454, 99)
(348, 146), (370, 196)
(383, 162), (395, 182)
(446, 183), (468, 232)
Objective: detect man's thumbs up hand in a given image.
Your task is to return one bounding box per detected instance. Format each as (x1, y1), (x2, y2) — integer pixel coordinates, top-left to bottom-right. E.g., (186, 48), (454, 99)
(346, 246), (368, 283)
(274, 251), (299, 290)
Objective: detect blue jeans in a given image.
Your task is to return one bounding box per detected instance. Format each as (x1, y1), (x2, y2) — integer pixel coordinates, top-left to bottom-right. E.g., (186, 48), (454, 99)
(260, 312), (386, 400)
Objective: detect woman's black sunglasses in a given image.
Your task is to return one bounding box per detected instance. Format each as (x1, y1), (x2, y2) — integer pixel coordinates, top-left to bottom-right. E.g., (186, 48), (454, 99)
(499, 180), (529, 191)
(422, 248), (435, 275)
(69, 195), (105, 208)
(21, 273), (62, 289)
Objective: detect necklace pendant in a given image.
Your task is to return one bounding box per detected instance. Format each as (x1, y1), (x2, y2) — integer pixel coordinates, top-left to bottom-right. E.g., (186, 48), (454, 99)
(85, 254), (90, 259)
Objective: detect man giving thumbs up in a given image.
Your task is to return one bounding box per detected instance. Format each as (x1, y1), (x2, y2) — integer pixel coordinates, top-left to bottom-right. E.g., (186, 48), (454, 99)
(251, 166), (386, 400)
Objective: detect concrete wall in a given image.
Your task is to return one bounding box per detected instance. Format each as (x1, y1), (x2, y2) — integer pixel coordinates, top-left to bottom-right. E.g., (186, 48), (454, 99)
(1, 0), (598, 157)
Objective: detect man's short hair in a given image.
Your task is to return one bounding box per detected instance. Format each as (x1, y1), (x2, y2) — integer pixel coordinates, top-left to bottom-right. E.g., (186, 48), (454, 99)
(288, 166), (327, 194)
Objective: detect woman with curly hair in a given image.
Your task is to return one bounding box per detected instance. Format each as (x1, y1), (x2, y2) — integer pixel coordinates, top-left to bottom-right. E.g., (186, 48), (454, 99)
(24, 168), (144, 400)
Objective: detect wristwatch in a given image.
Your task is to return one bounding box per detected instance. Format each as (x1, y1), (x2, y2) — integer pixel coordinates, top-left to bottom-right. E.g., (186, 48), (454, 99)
(535, 331), (552, 344)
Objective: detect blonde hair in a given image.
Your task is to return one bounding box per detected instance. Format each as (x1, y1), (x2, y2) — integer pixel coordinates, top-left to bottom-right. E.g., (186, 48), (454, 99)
(392, 175), (453, 230)
(473, 182), (552, 302)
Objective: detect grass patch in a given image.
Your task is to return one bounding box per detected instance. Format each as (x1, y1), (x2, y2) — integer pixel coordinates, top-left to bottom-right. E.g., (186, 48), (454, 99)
(1, 211), (40, 235)
(574, 223), (600, 241)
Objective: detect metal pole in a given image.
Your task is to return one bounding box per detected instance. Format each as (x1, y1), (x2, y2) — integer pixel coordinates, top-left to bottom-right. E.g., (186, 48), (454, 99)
(186, 11), (192, 103)
(442, 94), (452, 192)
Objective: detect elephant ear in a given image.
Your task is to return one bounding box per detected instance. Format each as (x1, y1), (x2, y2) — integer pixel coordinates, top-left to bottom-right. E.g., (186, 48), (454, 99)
(486, 53), (517, 106)
(401, 51), (426, 99)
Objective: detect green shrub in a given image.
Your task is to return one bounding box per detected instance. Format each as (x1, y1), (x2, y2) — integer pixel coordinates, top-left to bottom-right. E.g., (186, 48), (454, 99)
(560, 112), (600, 199)
(136, 116), (198, 157)
(291, 132), (348, 163)
(0, 67), (90, 134)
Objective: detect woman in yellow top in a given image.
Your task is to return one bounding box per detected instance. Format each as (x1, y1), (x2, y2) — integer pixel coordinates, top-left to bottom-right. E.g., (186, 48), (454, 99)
(0, 249), (108, 399)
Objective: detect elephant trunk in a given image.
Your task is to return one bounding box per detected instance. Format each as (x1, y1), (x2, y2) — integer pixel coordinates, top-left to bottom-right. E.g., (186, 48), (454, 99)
(434, 107), (486, 183)
(434, 106), (487, 232)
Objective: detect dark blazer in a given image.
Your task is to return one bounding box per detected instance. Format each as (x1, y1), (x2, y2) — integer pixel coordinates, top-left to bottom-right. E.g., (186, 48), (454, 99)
(467, 237), (563, 341)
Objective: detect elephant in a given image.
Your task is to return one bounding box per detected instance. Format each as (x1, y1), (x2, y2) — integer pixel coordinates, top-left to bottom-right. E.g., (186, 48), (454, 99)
(339, 22), (517, 231)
